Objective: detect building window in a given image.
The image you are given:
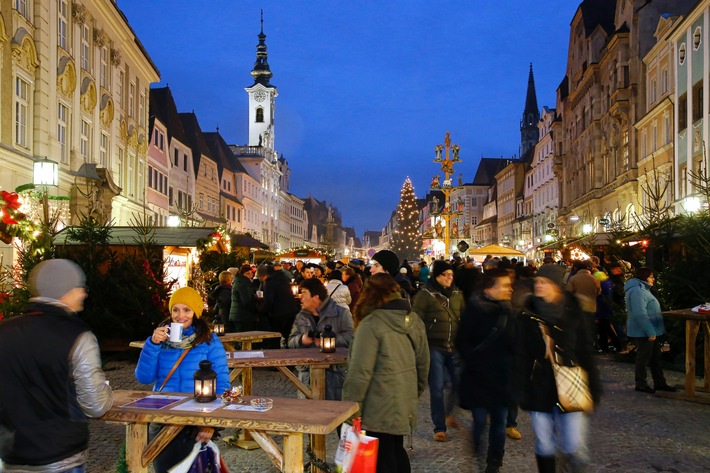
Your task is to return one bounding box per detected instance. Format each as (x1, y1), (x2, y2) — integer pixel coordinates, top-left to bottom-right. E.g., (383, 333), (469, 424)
(58, 102), (68, 163)
(641, 129), (647, 158)
(15, 77), (29, 148)
(100, 133), (109, 167)
(148, 165), (153, 188)
(693, 82), (703, 122)
(57, 0), (68, 49)
(661, 68), (669, 94)
(138, 91), (145, 127)
(622, 129), (629, 171)
(117, 147), (124, 188)
(138, 160), (145, 201)
(650, 78), (657, 104)
(183, 154), (187, 172)
(256, 108), (264, 123)
(127, 154), (135, 197)
(81, 24), (91, 71)
(679, 93), (688, 131)
(117, 70), (124, 109)
(128, 82), (135, 117)
(651, 123), (658, 152)
(199, 193), (204, 210)
(169, 186), (174, 206)
(100, 46), (109, 89)
(664, 112), (671, 144)
(80, 120), (92, 161)
(15, 0), (29, 19)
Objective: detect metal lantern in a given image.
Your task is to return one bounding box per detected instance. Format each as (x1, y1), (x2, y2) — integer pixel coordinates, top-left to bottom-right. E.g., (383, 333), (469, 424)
(320, 324), (336, 353)
(212, 315), (225, 336)
(291, 284), (299, 297)
(193, 360), (217, 402)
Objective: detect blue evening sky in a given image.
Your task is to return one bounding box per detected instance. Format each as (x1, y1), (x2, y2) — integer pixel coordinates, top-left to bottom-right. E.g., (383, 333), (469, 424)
(117, 1), (581, 236)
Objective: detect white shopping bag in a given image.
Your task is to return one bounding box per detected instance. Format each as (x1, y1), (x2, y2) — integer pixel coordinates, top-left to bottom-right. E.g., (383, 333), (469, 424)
(167, 440), (222, 473)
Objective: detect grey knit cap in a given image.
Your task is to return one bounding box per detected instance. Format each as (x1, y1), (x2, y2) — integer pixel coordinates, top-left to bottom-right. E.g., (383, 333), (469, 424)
(29, 259), (86, 299)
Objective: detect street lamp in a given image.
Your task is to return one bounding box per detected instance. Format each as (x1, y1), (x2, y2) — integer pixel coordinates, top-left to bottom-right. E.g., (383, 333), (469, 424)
(33, 157), (58, 224)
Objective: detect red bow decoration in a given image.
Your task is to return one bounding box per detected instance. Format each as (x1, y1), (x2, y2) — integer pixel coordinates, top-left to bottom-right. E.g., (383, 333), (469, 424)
(1, 191), (21, 225)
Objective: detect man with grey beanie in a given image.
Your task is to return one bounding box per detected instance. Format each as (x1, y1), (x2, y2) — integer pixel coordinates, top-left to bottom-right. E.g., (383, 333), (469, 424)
(0, 259), (113, 472)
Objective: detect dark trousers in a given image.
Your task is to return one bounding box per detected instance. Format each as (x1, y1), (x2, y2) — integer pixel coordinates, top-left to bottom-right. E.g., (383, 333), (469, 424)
(148, 423), (198, 473)
(471, 405), (507, 464)
(366, 431), (410, 473)
(634, 337), (667, 389)
(506, 402), (518, 428)
(597, 318), (621, 351)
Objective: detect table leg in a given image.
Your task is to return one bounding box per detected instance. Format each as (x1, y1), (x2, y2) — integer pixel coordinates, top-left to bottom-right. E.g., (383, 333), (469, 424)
(686, 320), (700, 398)
(126, 422), (148, 473)
(236, 340), (258, 448)
(283, 433), (304, 473)
(310, 367), (327, 473)
(704, 321), (710, 391)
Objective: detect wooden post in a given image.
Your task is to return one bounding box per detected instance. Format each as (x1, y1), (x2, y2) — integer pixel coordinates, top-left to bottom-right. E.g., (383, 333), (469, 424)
(282, 433), (304, 473)
(310, 366), (327, 473)
(126, 423), (148, 473)
(686, 320), (700, 398)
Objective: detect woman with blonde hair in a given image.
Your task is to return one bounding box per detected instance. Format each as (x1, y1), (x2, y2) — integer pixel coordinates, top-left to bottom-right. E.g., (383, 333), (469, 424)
(343, 273), (429, 473)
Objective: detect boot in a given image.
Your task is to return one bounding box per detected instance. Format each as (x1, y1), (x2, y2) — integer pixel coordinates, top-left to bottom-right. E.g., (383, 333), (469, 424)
(485, 458), (502, 473)
(535, 454), (556, 473)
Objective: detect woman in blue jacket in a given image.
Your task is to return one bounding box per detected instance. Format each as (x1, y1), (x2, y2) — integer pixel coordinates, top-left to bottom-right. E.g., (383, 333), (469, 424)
(624, 267), (676, 394)
(136, 286), (230, 472)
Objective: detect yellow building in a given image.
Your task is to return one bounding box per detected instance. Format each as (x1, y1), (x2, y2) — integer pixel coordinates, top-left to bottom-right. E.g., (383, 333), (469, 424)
(0, 0), (159, 261)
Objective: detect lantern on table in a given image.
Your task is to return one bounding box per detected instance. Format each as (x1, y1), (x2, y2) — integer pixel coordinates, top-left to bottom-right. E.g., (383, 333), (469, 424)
(291, 283), (299, 297)
(212, 315), (225, 336)
(320, 324), (336, 353)
(193, 360), (217, 402)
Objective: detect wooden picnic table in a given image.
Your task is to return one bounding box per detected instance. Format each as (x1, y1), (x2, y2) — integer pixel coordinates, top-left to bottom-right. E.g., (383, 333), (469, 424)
(128, 330), (281, 350)
(99, 389), (358, 473)
(227, 347), (349, 468)
(660, 309), (710, 404)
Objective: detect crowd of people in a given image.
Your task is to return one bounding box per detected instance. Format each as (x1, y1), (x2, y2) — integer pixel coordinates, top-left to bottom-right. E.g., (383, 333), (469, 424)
(0, 250), (678, 473)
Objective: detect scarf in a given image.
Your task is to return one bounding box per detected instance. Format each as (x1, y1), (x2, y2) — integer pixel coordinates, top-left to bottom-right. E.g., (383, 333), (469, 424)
(162, 332), (197, 349)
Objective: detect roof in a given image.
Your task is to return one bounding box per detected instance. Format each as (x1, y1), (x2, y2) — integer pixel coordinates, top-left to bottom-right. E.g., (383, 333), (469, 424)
(150, 87), (188, 145)
(477, 215), (498, 226)
(178, 112), (214, 173)
(579, 0), (616, 37)
(472, 158), (514, 186)
(54, 226), (266, 249)
(204, 131), (249, 175)
(468, 244), (525, 257)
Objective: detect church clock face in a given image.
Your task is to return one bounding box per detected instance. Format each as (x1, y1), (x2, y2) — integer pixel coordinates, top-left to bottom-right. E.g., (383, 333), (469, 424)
(254, 90), (267, 102)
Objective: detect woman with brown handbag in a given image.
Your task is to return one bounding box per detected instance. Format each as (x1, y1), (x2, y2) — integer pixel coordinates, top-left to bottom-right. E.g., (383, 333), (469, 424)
(515, 264), (602, 473)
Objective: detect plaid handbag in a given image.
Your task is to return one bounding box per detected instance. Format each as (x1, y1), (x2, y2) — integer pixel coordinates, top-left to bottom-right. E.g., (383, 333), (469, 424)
(539, 324), (594, 413)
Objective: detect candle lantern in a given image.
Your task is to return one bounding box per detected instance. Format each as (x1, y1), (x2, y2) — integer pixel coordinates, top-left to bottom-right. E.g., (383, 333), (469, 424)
(291, 284), (300, 297)
(212, 315), (225, 336)
(193, 360), (217, 402)
(320, 324), (336, 353)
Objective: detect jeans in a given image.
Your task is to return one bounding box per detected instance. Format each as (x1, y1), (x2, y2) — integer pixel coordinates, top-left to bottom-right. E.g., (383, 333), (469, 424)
(633, 337), (667, 388)
(60, 467), (86, 473)
(428, 348), (460, 433)
(529, 408), (588, 464)
(471, 405), (507, 464)
(506, 402), (518, 428)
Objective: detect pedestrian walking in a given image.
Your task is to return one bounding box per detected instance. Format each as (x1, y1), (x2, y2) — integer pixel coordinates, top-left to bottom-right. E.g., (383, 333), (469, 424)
(0, 259), (114, 472)
(456, 268), (515, 473)
(516, 264), (601, 473)
(229, 264), (259, 332)
(412, 260), (464, 442)
(343, 273), (429, 473)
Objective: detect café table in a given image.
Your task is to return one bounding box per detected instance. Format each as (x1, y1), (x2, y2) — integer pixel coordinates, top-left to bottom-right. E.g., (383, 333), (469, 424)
(227, 347), (349, 467)
(659, 309), (710, 404)
(128, 330), (281, 350)
(99, 389), (358, 473)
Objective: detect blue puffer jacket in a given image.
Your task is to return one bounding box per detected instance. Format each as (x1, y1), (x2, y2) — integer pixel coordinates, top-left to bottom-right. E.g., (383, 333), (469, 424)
(624, 278), (666, 338)
(135, 326), (231, 394)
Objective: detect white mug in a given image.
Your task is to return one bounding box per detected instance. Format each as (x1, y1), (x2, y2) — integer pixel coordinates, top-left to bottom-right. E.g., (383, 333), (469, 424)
(168, 322), (183, 343)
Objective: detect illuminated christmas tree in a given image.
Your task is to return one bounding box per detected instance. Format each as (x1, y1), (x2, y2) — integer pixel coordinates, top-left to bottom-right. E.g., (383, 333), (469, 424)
(391, 177), (422, 261)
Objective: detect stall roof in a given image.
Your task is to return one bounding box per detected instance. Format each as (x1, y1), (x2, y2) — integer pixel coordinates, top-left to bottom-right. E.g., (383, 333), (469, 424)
(468, 244), (525, 257)
(54, 226), (267, 249)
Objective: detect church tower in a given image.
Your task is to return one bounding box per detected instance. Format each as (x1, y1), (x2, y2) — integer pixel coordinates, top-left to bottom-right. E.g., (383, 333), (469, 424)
(520, 63), (540, 156)
(245, 11), (278, 148)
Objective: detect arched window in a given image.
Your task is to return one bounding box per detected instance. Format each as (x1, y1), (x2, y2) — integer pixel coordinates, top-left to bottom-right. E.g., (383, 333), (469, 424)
(255, 108), (264, 123)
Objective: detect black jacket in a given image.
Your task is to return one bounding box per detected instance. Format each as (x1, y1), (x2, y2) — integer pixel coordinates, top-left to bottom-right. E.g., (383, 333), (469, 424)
(229, 274), (259, 324)
(209, 283), (232, 318)
(456, 293), (515, 409)
(515, 293), (602, 413)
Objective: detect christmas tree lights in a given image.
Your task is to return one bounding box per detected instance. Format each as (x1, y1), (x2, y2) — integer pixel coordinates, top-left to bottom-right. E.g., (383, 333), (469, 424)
(391, 178), (422, 261)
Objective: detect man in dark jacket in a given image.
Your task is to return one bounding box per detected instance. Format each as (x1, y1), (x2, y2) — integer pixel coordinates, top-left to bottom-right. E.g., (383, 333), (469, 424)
(229, 264), (259, 332)
(0, 259), (113, 471)
(456, 268), (514, 473)
(261, 265), (300, 348)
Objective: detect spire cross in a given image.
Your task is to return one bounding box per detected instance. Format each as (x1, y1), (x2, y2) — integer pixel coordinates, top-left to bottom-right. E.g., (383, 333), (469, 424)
(260, 9), (264, 34)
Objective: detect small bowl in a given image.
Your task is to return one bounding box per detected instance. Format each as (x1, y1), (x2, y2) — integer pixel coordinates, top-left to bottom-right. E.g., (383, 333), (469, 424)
(250, 397), (273, 412)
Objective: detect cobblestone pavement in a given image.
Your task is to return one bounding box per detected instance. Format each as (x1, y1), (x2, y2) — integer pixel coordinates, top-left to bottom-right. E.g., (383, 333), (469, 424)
(89, 355), (710, 472)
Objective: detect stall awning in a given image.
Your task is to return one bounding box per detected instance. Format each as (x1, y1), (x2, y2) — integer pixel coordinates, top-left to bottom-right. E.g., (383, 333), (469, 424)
(468, 244), (525, 257)
(231, 234), (268, 249)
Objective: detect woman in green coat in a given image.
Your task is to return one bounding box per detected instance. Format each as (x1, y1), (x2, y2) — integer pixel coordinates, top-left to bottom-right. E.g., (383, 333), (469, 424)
(343, 273), (430, 473)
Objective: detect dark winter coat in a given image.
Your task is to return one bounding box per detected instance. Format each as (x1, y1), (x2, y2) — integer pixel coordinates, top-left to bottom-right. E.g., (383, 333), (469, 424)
(456, 293), (515, 409)
(261, 269), (300, 337)
(209, 283), (232, 318)
(229, 273), (259, 330)
(344, 275), (363, 312)
(515, 293), (602, 413)
(412, 279), (464, 352)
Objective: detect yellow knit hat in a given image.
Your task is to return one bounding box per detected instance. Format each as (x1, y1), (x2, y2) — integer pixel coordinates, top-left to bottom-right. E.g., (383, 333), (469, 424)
(169, 287), (205, 318)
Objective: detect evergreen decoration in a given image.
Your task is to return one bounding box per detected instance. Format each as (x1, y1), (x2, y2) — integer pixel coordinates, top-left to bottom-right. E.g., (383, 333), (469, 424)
(391, 178), (422, 261)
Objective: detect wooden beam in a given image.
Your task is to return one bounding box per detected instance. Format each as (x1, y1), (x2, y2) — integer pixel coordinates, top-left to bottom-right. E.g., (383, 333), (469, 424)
(277, 366), (312, 398)
(141, 424), (184, 466)
(249, 429), (283, 471)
